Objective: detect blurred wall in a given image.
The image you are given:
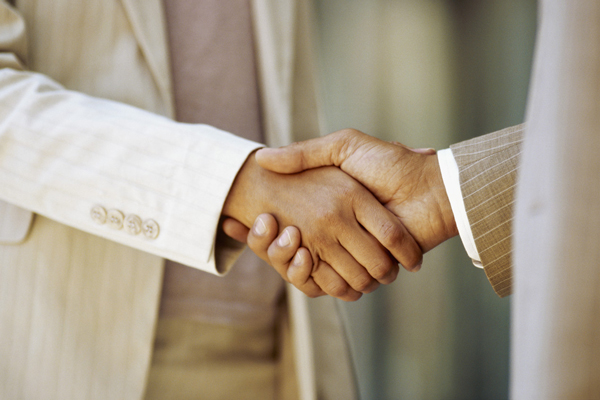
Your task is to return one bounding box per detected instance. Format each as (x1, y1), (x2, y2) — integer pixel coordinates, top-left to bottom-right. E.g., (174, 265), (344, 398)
(312, 1), (537, 399)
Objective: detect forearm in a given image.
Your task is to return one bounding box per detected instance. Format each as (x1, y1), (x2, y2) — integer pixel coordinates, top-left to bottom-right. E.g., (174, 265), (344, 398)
(0, 68), (261, 273)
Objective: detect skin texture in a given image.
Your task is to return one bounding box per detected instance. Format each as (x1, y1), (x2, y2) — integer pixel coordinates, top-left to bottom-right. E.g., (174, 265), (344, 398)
(223, 214), (319, 296)
(224, 129), (458, 298)
(222, 151), (423, 301)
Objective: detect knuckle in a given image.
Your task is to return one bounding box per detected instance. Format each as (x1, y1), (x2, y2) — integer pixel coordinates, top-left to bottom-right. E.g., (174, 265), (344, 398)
(379, 221), (405, 248)
(337, 128), (360, 139)
(331, 129), (363, 164)
(343, 291), (363, 302)
(362, 281), (380, 294)
(305, 290), (324, 299)
(369, 259), (394, 282)
(337, 181), (360, 197)
(315, 207), (342, 228)
(324, 281), (349, 298)
(267, 244), (287, 264)
(407, 253), (423, 270)
(351, 274), (375, 292)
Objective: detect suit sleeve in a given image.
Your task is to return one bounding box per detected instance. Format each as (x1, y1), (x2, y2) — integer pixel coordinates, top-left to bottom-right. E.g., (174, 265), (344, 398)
(450, 124), (524, 297)
(0, 3), (260, 275)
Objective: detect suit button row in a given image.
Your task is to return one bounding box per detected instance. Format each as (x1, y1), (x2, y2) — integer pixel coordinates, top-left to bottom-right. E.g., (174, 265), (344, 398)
(91, 206), (159, 239)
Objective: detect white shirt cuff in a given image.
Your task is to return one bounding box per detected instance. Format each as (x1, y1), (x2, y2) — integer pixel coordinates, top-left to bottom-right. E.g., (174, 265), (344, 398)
(437, 149), (482, 268)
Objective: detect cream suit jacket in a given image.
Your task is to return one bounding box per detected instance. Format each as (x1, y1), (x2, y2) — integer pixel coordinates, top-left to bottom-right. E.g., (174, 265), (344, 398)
(453, 1), (600, 397)
(0, 1), (356, 399)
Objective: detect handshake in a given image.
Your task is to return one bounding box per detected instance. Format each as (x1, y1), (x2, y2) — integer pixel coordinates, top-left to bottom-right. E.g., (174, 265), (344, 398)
(222, 129), (459, 301)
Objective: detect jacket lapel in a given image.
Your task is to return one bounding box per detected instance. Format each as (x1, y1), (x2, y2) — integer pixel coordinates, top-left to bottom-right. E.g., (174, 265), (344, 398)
(119, 0), (175, 117)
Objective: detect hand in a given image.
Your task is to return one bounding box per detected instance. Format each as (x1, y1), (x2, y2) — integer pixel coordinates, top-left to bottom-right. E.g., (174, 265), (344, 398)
(223, 140), (439, 286)
(224, 214), (323, 297)
(222, 152), (423, 301)
(255, 129), (458, 257)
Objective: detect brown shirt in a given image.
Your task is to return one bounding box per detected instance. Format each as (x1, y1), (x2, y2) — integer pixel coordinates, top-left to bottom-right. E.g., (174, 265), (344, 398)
(160, 0), (284, 328)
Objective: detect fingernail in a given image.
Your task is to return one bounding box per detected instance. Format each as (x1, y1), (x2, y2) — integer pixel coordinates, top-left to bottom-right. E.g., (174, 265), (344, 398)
(412, 262), (422, 272)
(278, 230), (292, 247)
(253, 217), (267, 236)
(287, 252), (303, 280)
(291, 251), (303, 266)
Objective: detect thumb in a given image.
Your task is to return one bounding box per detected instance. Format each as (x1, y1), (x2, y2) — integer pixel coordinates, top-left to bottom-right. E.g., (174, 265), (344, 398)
(222, 217), (250, 243)
(256, 130), (360, 174)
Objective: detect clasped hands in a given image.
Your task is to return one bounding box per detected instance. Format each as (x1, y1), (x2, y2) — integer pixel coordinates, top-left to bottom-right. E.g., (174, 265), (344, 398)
(222, 129), (458, 301)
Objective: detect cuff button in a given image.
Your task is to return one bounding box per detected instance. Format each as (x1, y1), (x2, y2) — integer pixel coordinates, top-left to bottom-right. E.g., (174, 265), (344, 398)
(142, 219), (160, 240)
(91, 206), (107, 224)
(106, 209), (125, 230)
(124, 214), (142, 235)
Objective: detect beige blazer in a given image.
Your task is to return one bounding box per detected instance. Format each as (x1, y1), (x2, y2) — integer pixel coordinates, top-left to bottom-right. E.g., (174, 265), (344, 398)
(0, 1), (356, 399)
(453, 1), (600, 397)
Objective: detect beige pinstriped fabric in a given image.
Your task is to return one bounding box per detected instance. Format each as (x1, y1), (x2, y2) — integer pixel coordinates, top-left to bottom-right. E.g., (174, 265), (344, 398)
(450, 124), (523, 297)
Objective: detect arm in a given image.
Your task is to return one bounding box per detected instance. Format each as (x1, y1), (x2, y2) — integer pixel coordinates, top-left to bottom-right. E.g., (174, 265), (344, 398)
(0, 68), (264, 273)
(253, 127), (523, 297)
(0, 2), (263, 274)
(256, 129), (458, 253)
(0, 3), (421, 298)
(222, 152), (423, 301)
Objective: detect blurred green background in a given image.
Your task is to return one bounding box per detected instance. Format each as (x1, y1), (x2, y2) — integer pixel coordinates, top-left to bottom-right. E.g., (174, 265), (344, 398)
(312, 1), (537, 399)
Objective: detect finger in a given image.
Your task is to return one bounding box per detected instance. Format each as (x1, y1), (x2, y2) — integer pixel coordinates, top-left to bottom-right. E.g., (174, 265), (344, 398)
(331, 189), (400, 284)
(354, 192), (423, 273)
(336, 220), (400, 285)
(255, 129), (366, 174)
(287, 248), (326, 298)
(246, 214), (279, 262)
(311, 260), (363, 302)
(248, 217), (325, 297)
(412, 148), (436, 155)
(222, 217), (250, 243)
(287, 247), (314, 284)
(319, 243), (380, 294)
(267, 226), (302, 281)
(389, 141), (436, 155)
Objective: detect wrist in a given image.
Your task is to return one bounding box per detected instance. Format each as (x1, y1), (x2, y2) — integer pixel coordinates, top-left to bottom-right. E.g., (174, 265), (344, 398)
(222, 150), (266, 227)
(424, 154), (458, 242)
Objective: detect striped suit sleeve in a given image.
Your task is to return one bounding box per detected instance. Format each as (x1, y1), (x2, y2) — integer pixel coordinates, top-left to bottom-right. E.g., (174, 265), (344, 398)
(0, 68), (261, 276)
(0, 3), (262, 275)
(450, 124), (524, 297)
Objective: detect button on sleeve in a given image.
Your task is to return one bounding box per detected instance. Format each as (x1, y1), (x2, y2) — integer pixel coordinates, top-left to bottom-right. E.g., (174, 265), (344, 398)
(106, 209), (125, 230)
(124, 214), (142, 235)
(142, 219), (160, 240)
(90, 206), (107, 224)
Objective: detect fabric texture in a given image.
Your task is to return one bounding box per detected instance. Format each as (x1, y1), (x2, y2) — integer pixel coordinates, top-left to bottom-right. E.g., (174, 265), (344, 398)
(0, 0), (356, 399)
(450, 124), (523, 297)
(511, 1), (600, 398)
(160, 0), (285, 329)
(144, 301), (298, 400)
(437, 148), (482, 267)
(450, 1), (600, 396)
